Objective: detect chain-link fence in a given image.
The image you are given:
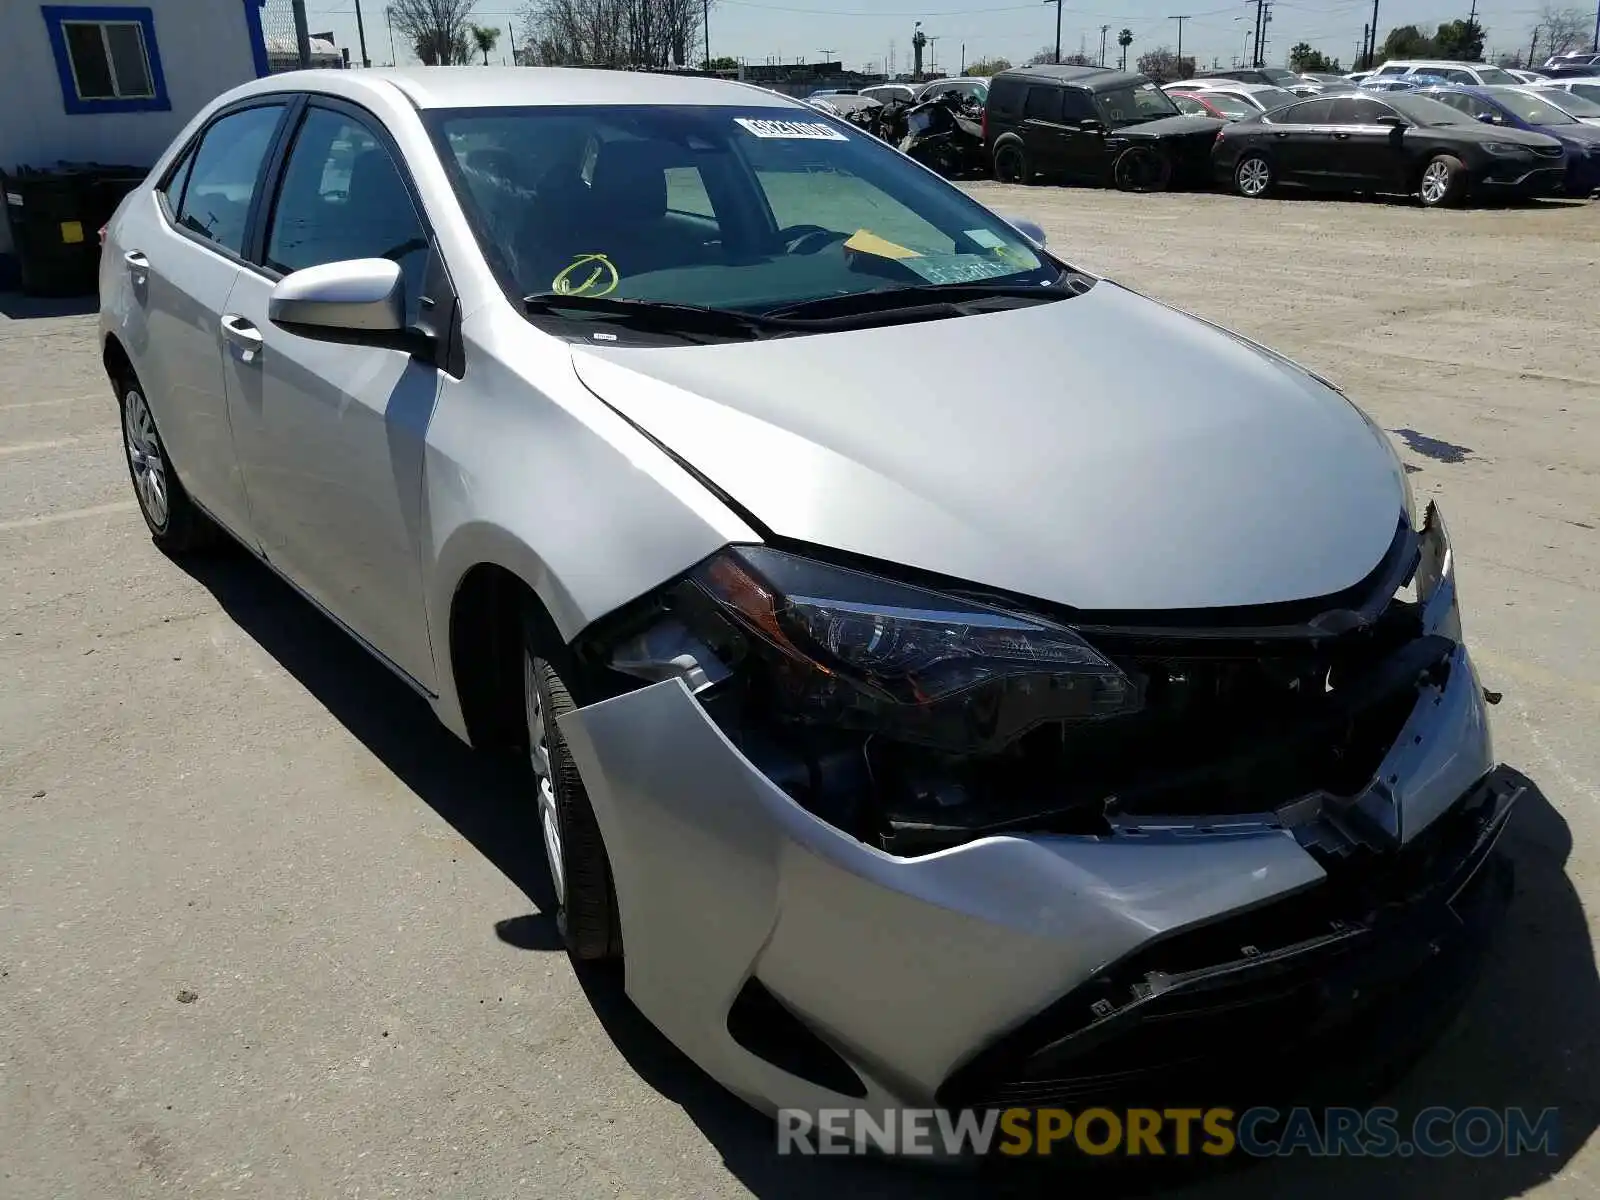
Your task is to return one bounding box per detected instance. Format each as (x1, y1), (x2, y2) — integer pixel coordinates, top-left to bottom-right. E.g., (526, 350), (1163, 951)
(260, 0), (346, 72)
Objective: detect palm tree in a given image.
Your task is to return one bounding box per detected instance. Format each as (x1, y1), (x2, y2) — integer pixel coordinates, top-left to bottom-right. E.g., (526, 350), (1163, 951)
(1118, 28), (1133, 70)
(471, 23), (500, 65)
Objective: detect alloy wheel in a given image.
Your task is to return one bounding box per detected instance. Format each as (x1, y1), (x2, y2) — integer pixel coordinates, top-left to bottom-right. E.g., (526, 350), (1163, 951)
(122, 388), (169, 530)
(1237, 157), (1271, 196)
(525, 654), (565, 906)
(1421, 160), (1450, 204)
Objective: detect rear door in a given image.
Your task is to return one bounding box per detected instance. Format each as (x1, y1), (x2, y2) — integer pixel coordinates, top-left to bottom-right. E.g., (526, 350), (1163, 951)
(121, 100), (291, 540)
(1262, 98), (1334, 181)
(220, 98), (442, 688)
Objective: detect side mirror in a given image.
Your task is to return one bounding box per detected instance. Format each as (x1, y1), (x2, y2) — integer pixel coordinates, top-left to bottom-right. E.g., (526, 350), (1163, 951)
(1375, 114), (1408, 129)
(1002, 215), (1047, 246)
(269, 258), (408, 341)
(1078, 117), (1105, 133)
(1476, 111), (1500, 124)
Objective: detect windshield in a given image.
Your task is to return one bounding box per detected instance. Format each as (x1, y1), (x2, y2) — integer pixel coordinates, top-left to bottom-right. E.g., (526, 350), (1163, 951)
(1485, 86), (1579, 123)
(1540, 87), (1600, 115)
(1202, 92), (1257, 117)
(1248, 86), (1299, 111)
(430, 105), (1055, 316)
(1260, 68), (1300, 85)
(1473, 67), (1518, 84)
(1095, 81), (1181, 124)
(1570, 83), (1600, 103)
(1385, 93), (1479, 125)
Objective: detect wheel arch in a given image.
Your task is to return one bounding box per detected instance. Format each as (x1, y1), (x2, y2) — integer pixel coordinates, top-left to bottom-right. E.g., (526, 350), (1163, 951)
(102, 331), (134, 389)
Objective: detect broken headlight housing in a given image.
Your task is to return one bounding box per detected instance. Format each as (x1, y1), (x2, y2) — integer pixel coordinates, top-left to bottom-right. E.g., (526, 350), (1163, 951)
(1415, 501), (1460, 642)
(613, 546), (1141, 755)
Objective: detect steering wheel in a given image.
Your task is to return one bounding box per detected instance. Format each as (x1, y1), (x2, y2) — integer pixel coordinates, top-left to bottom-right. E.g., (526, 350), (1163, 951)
(780, 225), (850, 255)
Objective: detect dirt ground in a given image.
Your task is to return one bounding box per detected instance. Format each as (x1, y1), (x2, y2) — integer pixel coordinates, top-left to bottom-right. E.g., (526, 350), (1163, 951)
(2, 186), (1599, 1199)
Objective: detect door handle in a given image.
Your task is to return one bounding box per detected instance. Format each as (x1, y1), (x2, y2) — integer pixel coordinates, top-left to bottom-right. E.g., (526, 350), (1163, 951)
(1333, 132), (1351, 139)
(124, 250), (149, 280)
(1273, 131), (1290, 138)
(220, 313), (264, 361)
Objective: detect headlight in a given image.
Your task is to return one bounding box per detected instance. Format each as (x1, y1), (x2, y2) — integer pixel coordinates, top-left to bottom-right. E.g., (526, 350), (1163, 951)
(617, 546), (1141, 755)
(1482, 142), (1533, 157)
(1415, 501), (1461, 642)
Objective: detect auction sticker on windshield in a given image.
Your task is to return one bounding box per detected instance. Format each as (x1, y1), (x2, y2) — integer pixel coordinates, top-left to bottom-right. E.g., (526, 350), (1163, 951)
(735, 117), (850, 141)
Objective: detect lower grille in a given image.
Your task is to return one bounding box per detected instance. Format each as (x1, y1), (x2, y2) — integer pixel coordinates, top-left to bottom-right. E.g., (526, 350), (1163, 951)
(937, 768), (1523, 1111)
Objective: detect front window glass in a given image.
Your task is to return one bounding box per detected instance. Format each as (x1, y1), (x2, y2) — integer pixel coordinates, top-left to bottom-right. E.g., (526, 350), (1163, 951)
(1474, 67), (1517, 84)
(1094, 81), (1180, 124)
(1204, 92), (1256, 117)
(1249, 86), (1298, 110)
(430, 104), (1054, 313)
(1483, 86), (1578, 124)
(1386, 93), (1479, 124)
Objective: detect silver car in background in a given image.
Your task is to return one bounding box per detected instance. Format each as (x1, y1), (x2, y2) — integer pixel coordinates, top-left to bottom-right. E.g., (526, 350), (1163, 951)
(101, 67), (1516, 1125)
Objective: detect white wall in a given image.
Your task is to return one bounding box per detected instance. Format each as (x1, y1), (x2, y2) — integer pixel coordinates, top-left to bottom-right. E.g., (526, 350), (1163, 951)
(0, 0), (260, 258)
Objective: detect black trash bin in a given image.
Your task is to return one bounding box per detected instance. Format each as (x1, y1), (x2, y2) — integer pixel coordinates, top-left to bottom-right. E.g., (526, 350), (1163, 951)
(2, 162), (149, 298)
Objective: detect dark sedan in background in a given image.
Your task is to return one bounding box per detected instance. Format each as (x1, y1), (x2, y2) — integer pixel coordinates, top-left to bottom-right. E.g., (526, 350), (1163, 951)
(1415, 84), (1600, 195)
(1214, 91), (1568, 205)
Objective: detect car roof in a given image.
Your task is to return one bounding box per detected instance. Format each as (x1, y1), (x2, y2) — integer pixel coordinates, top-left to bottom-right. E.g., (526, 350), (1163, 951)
(229, 65), (803, 111)
(997, 64), (1143, 91)
(1168, 79), (1285, 94)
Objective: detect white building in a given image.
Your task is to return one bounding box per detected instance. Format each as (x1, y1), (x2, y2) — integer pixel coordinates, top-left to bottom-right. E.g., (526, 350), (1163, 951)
(0, 1), (272, 274)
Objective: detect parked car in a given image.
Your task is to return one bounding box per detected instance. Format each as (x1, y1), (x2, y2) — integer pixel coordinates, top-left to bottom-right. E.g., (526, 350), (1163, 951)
(1191, 66), (1302, 87)
(1539, 64), (1600, 79)
(1361, 74), (1454, 92)
(1515, 83), (1600, 125)
(986, 65), (1224, 190)
(1369, 59), (1523, 85)
(861, 83), (918, 105)
(1345, 70), (1376, 84)
(918, 76), (991, 105)
(1505, 68), (1547, 84)
(1543, 51), (1600, 69)
(1166, 89), (1244, 119)
(1213, 90), (1568, 204)
(103, 63), (1516, 1130)
(1415, 84), (1600, 194)
(1164, 79), (1299, 113)
(1535, 77), (1600, 107)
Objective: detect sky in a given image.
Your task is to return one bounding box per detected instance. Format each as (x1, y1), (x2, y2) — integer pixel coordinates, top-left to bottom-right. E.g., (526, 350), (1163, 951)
(300, 0), (1586, 75)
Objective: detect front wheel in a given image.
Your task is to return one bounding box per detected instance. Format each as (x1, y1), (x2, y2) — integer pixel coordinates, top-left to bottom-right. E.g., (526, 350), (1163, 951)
(1419, 154), (1467, 207)
(524, 641), (621, 962)
(1112, 145), (1173, 192)
(1233, 153), (1274, 198)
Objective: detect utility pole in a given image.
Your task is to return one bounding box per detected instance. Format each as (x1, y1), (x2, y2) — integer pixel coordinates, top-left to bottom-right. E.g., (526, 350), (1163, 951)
(1528, 25), (1540, 66)
(1368, 0), (1380, 67)
(1592, 0), (1598, 52)
(1100, 23), (1109, 64)
(1251, 0), (1264, 66)
(1170, 13), (1190, 62)
(385, 9), (396, 64)
(1360, 23), (1368, 68)
(507, 21), (517, 64)
(961, 42), (966, 73)
(351, 0), (370, 66)
(290, 0), (311, 68)
(704, 0), (711, 68)
(1045, 0), (1063, 63)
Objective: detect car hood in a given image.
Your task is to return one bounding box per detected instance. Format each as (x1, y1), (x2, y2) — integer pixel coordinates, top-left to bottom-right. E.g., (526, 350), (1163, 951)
(1114, 113), (1225, 139)
(568, 282), (1407, 614)
(1432, 121), (1565, 148)
(1535, 120), (1600, 144)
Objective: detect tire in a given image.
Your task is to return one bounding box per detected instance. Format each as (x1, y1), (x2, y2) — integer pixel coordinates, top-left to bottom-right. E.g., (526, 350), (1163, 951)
(1112, 145), (1173, 193)
(1418, 154), (1467, 207)
(524, 639), (621, 962)
(1233, 153), (1274, 199)
(993, 140), (1032, 184)
(117, 371), (217, 553)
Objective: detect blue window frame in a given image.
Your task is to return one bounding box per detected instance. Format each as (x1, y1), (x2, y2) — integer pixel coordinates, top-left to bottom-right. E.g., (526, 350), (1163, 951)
(41, 5), (170, 114)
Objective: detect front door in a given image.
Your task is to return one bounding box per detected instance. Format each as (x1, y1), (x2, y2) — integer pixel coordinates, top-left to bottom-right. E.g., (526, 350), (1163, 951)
(1325, 96), (1410, 189)
(1019, 84), (1071, 177)
(220, 101), (440, 689)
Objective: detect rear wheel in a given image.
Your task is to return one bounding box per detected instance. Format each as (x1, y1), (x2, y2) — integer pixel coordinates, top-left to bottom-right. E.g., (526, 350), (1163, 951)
(117, 372), (217, 553)
(1419, 154), (1467, 207)
(524, 638), (621, 962)
(993, 140), (1031, 184)
(1233, 153), (1274, 198)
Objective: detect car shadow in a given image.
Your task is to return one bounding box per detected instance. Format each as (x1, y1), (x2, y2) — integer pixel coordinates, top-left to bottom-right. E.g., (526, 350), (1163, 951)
(178, 546), (1596, 1199)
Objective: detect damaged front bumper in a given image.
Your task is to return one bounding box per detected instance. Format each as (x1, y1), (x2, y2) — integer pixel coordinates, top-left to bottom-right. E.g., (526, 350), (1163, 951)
(558, 629), (1511, 1118)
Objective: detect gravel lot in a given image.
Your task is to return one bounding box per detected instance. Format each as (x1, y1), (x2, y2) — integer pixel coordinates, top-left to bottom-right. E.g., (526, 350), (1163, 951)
(2, 187), (1598, 1199)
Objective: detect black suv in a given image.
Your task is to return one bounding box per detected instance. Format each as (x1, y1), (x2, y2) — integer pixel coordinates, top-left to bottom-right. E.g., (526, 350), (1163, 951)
(984, 65), (1224, 190)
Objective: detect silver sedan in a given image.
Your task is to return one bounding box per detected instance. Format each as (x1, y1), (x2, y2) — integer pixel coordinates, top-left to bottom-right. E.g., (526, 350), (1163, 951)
(101, 66), (1514, 1127)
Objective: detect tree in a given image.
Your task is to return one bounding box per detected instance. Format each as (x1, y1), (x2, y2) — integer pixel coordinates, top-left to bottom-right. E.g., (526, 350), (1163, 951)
(387, 0), (475, 65)
(701, 54), (738, 71)
(1288, 42), (1338, 72)
(1535, 4), (1588, 58)
(1025, 44), (1059, 65)
(966, 57), (1011, 75)
(521, 0), (709, 68)
(1380, 24), (1436, 61)
(1433, 18), (1486, 60)
(1063, 52), (1095, 66)
(1137, 47), (1194, 82)
(1117, 27), (1133, 70)
(471, 23), (501, 64)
